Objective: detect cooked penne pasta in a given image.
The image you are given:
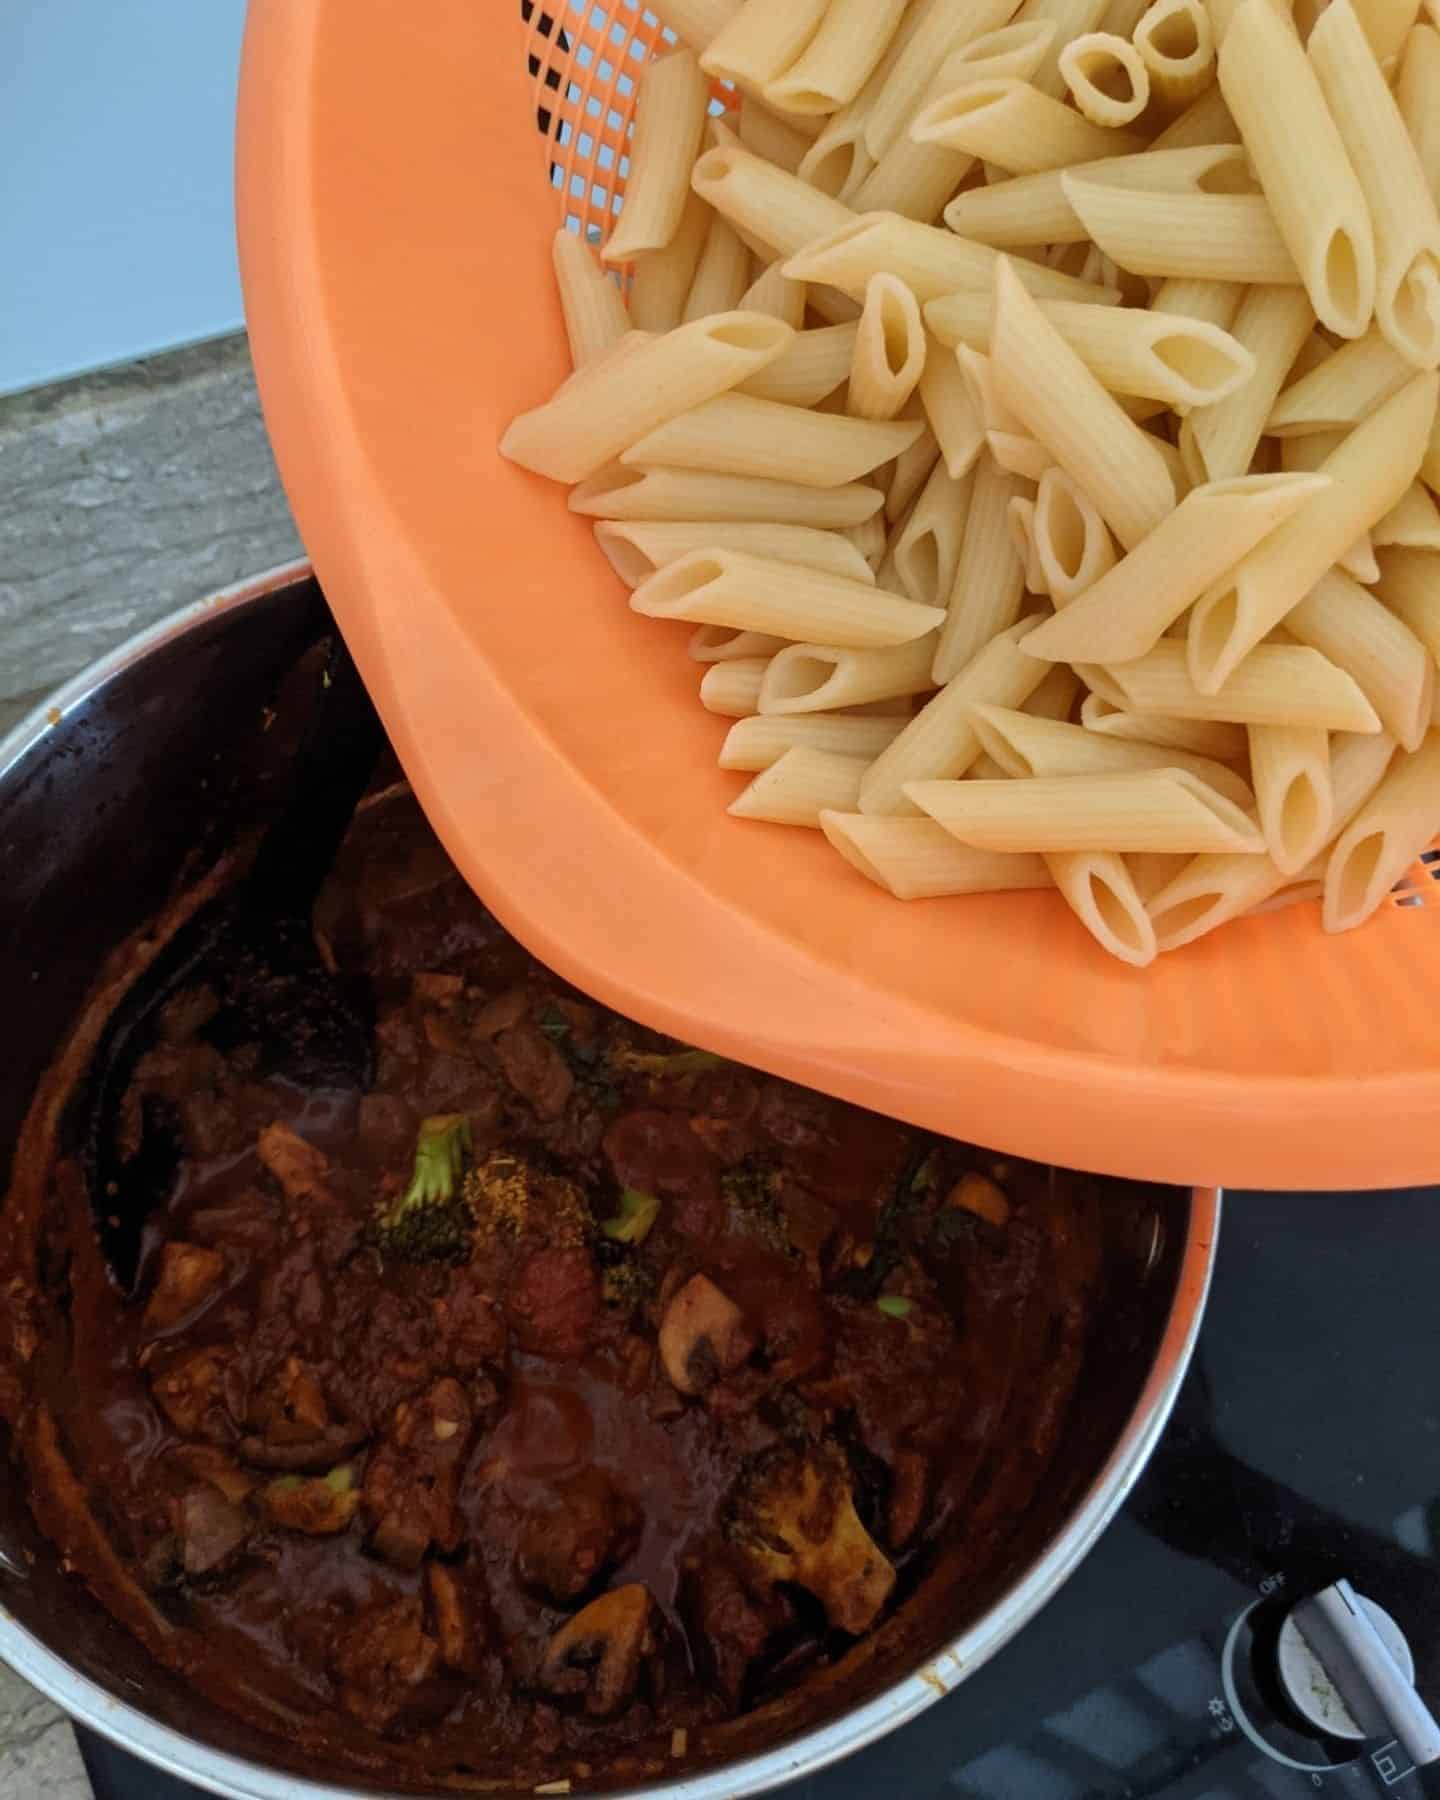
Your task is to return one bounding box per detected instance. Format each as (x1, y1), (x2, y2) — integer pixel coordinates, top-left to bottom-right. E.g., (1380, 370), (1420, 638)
(1248, 724), (1334, 872)
(957, 346), (1026, 436)
(1032, 467), (1118, 604)
(893, 460), (976, 607)
(1308, 0), (1440, 369)
(850, 274), (928, 420)
(1014, 0), (1112, 95)
(797, 106), (879, 204)
(1133, 0), (1215, 112)
(968, 704), (1256, 805)
(1188, 286), (1314, 481)
(661, 0), (745, 51)
(1023, 474), (1329, 664)
(602, 49), (712, 266)
(1218, 0), (1376, 338)
(700, 657), (770, 716)
(819, 812), (1054, 898)
(501, 314), (793, 483)
(729, 745), (869, 827)
(1104, 640), (1383, 731)
(989, 258), (1177, 549)
(907, 767), (1266, 853)
(1324, 730), (1440, 929)
(569, 465), (884, 527)
(926, 289), (1256, 406)
(621, 393), (924, 487)
(1061, 178), (1301, 286)
(911, 79), (1147, 176)
(917, 337), (986, 477)
(1148, 80), (1240, 148)
(1187, 373), (1440, 691)
(846, 511), (889, 570)
(1046, 850), (1158, 964)
(987, 430), (1053, 481)
(690, 145), (855, 260)
(1150, 278), (1243, 331)
(1265, 329), (1414, 440)
(1396, 26), (1440, 211)
(885, 421), (943, 522)
(690, 626), (789, 664)
(1010, 495), (1051, 597)
(552, 230), (629, 369)
(864, 0), (1029, 160)
(1352, 0), (1424, 64)
(1337, 533), (1382, 585)
(1128, 850), (1191, 904)
(933, 455), (1029, 682)
(1285, 568), (1436, 749)
(1101, 0), (1155, 32)
(1025, 663), (1083, 721)
(1080, 693), (1248, 758)
(736, 99), (814, 177)
(629, 192), (713, 334)
(684, 217), (753, 322)
(1375, 481), (1440, 550)
(860, 620), (1048, 813)
(594, 521), (876, 589)
(760, 636), (940, 714)
(783, 212), (1124, 307)
(739, 323), (859, 406)
(699, 0), (829, 93)
(632, 548), (945, 647)
(1059, 33), (1150, 126)
(720, 713), (908, 771)
(765, 0), (910, 115)
(1376, 545), (1440, 661)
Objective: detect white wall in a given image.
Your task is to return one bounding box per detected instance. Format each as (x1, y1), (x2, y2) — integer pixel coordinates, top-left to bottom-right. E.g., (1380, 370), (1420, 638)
(1, 0), (247, 395)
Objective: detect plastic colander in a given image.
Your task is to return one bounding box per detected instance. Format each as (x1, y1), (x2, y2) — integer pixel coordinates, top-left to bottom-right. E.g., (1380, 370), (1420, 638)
(235, 0), (1440, 1192)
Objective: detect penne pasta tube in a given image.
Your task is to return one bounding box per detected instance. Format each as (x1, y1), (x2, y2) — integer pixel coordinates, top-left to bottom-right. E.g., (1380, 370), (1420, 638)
(987, 430), (1052, 482)
(1150, 278), (1243, 331)
(910, 79), (1147, 175)
(700, 0), (829, 93)
(1218, 0), (1376, 338)
(1188, 286), (1314, 480)
(1128, 850), (1191, 904)
(1008, 494), (1049, 596)
(970, 752), (1015, 781)
(1103, 640), (1383, 731)
(685, 216), (753, 323)
(819, 812), (1054, 898)
(1102, 0), (1155, 30)
(1265, 329), (1414, 438)
(917, 337), (986, 478)
(893, 460), (976, 608)
(739, 323), (859, 406)
(700, 657), (769, 717)
(989, 257), (1177, 550)
(782, 212), (1124, 308)
(885, 421), (943, 522)
(864, 0), (1032, 160)
(1337, 533), (1381, 585)
(1352, 0), (1424, 64)
(933, 455), (1030, 682)
(729, 746), (868, 827)
(1133, 0), (1216, 112)
(1014, 0), (1112, 95)
(1427, 404), (1440, 493)
(1376, 545), (1440, 662)
(552, 230), (629, 369)
(500, 314), (794, 483)
(1061, 179), (1301, 286)
(860, 619), (1047, 813)
(766, 0), (910, 116)
(1025, 663), (1083, 720)
(906, 767), (1266, 853)
(690, 626), (789, 664)
(631, 548), (945, 647)
(720, 713), (908, 771)
(1059, 33), (1151, 126)
(1248, 723), (1334, 872)
(1080, 693), (1248, 758)
(736, 99), (814, 177)
(1285, 568), (1436, 750)
(797, 109), (878, 205)
(621, 393), (924, 487)
(925, 289), (1256, 406)
(603, 50), (712, 266)
(661, 0), (745, 51)
(1033, 467), (1118, 604)
(629, 192), (713, 334)
(1396, 26), (1440, 212)
(1187, 373), (1440, 691)
(1023, 474), (1330, 664)
(594, 521), (876, 590)
(1148, 81), (1240, 149)
(1374, 482), (1440, 551)
(739, 260), (808, 329)
(569, 465), (884, 527)
(1309, 0), (1440, 370)
(957, 346), (1026, 436)
(1324, 729), (1440, 930)
(968, 705), (1256, 805)
(846, 511), (888, 570)
(1046, 851), (1158, 964)
(850, 274), (928, 420)
(760, 636), (940, 714)
(690, 146), (856, 261)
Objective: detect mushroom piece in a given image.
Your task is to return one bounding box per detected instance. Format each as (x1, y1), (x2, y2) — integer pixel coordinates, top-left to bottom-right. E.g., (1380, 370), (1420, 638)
(176, 1487), (252, 1577)
(730, 1445), (896, 1635)
(142, 1242), (227, 1333)
(538, 1584), (654, 1718)
(658, 1274), (755, 1396)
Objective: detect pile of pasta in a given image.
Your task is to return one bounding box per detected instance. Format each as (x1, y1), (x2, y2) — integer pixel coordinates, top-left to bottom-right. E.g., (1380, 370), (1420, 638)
(500, 0), (1440, 966)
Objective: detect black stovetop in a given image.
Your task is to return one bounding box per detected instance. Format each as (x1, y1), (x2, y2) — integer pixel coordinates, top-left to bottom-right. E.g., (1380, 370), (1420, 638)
(78, 1187), (1440, 1800)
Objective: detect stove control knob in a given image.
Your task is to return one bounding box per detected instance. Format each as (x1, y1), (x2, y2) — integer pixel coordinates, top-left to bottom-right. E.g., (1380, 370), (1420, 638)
(1277, 1580), (1440, 1767)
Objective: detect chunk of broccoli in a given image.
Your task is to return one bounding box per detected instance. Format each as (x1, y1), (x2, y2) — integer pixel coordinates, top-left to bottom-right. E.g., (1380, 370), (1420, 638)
(372, 1115), (474, 1264)
(600, 1188), (661, 1245)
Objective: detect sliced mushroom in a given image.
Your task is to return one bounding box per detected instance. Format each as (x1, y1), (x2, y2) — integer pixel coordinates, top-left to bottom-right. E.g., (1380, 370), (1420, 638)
(142, 1242), (227, 1333)
(539, 1584), (653, 1718)
(658, 1274), (755, 1397)
(176, 1487), (251, 1577)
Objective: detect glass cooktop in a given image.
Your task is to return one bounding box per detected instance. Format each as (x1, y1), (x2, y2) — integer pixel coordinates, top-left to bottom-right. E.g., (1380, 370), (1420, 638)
(77, 1187), (1440, 1800)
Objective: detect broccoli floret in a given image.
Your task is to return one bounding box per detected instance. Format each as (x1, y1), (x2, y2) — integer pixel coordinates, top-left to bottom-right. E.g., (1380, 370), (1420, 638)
(372, 1115), (474, 1264)
(600, 1187), (660, 1245)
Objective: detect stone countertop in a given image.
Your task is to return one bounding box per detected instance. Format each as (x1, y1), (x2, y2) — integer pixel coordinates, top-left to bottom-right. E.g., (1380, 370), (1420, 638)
(0, 334), (304, 1795)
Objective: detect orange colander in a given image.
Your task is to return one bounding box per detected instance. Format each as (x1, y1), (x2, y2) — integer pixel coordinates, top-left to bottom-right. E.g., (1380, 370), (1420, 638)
(235, 0), (1440, 1192)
